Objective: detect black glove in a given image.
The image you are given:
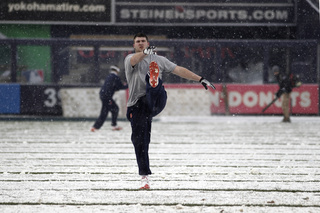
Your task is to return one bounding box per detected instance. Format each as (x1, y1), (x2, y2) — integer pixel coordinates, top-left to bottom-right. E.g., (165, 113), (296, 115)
(143, 46), (157, 55)
(199, 77), (216, 90)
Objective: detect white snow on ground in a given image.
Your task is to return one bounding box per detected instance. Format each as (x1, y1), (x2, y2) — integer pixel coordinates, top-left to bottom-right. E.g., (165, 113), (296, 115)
(0, 115), (320, 213)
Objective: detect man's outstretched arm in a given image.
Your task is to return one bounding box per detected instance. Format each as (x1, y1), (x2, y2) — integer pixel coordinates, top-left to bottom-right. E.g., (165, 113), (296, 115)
(172, 66), (215, 90)
(172, 66), (202, 81)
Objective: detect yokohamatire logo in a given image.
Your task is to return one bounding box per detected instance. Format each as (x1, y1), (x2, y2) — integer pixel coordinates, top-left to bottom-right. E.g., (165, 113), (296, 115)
(0, 0), (111, 24)
(7, 2), (106, 13)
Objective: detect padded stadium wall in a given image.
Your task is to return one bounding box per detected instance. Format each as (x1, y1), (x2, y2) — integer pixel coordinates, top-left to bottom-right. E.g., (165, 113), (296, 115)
(59, 86), (211, 118)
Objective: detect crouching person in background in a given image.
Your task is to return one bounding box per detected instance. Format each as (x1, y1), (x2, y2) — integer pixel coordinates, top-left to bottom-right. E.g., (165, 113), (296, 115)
(91, 65), (128, 132)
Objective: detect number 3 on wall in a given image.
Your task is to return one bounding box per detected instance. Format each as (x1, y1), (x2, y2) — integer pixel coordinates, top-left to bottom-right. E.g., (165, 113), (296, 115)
(44, 88), (58, 108)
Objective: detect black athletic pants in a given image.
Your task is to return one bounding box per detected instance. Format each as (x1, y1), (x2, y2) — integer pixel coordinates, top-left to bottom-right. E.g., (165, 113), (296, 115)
(93, 98), (119, 129)
(126, 77), (167, 175)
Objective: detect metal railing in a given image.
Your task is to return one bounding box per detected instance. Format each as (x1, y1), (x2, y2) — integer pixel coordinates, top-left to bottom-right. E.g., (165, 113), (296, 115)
(0, 38), (318, 85)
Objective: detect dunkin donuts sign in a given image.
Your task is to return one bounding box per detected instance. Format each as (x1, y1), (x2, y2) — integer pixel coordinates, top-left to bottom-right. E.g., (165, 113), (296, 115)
(210, 84), (319, 114)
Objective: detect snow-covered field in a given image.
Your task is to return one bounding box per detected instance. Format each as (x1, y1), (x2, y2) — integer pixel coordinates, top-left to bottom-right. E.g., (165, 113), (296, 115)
(0, 116), (320, 213)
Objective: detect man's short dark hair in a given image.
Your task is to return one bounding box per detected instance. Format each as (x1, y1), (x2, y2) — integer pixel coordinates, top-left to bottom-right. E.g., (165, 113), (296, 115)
(133, 32), (148, 41)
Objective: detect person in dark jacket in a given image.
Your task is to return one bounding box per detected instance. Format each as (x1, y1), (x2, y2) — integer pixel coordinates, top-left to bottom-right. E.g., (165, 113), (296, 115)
(273, 66), (293, 123)
(91, 65), (128, 131)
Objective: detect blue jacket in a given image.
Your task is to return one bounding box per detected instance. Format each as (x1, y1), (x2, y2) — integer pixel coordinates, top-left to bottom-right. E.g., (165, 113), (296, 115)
(99, 73), (128, 100)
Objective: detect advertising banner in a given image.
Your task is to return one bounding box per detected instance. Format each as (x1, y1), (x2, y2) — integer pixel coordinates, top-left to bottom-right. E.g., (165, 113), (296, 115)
(210, 84), (319, 115)
(116, 0), (296, 26)
(0, 0), (295, 26)
(0, 0), (111, 24)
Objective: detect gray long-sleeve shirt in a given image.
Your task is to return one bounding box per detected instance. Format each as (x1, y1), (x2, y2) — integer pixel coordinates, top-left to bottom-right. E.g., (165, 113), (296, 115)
(124, 53), (177, 107)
